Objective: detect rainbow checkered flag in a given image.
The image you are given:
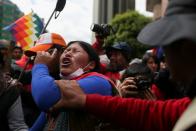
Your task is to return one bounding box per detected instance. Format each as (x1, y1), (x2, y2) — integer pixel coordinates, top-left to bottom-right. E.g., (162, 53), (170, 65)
(3, 12), (44, 50)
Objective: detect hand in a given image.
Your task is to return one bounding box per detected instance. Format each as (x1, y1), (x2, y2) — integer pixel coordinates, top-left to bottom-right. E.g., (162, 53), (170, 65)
(49, 80), (86, 112)
(118, 77), (156, 100)
(118, 77), (139, 98)
(34, 48), (57, 66)
(3, 73), (23, 89)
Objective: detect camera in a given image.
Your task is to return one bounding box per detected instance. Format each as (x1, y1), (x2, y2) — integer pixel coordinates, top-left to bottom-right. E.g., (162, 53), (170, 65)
(135, 76), (151, 90)
(90, 24), (112, 37)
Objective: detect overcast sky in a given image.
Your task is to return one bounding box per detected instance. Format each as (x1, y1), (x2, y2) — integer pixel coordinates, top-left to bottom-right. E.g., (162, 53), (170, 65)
(10, 0), (151, 43)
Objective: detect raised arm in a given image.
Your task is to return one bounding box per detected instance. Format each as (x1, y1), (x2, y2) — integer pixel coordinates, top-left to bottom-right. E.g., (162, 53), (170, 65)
(32, 64), (60, 111)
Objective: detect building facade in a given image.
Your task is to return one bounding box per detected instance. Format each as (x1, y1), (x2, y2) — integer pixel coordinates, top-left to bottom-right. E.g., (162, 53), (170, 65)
(0, 0), (23, 40)
(147, 0), (168, 19)
(93, 0), (168, 24)
(93, 0), (135, 24)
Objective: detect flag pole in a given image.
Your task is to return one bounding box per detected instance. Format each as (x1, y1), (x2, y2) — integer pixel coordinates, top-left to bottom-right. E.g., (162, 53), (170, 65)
(17, 0), (66, 82)
(16, 9), (55, 82)
(40, 8), (56, 34)
(40, 0), (66, 34)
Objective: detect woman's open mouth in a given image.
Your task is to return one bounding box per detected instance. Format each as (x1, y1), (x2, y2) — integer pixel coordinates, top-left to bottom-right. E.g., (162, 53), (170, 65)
(61, 57), (71, 67)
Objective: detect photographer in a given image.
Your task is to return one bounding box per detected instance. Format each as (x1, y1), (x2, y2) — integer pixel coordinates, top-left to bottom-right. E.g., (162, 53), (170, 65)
(91, 24), (111, 54)
(118, 63), (156, 99)
(91, 24), (133, 84)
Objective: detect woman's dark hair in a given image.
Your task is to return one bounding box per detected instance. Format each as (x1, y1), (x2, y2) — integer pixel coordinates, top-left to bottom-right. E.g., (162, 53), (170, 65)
(142, 53), (159, 65)
(67, 41), (100, 72)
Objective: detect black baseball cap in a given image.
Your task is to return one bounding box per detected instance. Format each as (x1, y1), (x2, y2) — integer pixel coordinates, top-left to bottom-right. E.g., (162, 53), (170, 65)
(106, 42), (132, 61)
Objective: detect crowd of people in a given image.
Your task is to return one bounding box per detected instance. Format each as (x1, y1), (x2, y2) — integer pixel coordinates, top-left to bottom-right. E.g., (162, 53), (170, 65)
(0, 0), (196, 130)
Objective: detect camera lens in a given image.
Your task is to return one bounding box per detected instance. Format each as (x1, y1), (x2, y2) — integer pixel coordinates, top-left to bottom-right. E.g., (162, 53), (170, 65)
(90, 24), (95, 31)
(90, 24), (102, 32)
(90, 23), (112, 37)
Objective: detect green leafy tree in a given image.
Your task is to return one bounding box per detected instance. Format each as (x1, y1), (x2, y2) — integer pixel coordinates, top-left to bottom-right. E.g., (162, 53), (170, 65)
(105, 10), (152, 58)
